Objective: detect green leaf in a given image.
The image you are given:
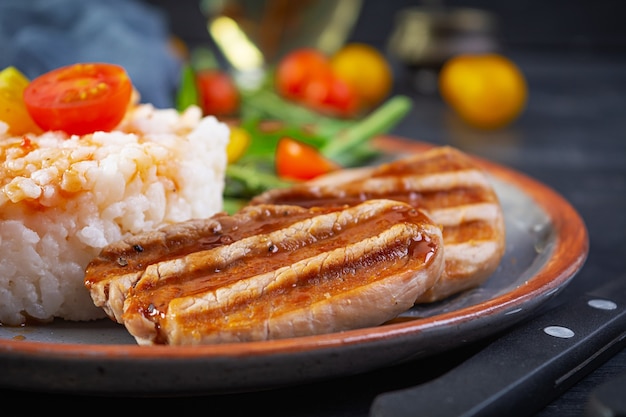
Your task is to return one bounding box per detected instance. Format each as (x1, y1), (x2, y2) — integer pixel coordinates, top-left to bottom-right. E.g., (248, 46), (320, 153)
(240, 87), (352, 134)
(243, 123), (327, 158)
(175, 65), (199, 112)
(222, 198), (248, 215)
(224, 163), (293, 198)
(321, 95), (413, 160)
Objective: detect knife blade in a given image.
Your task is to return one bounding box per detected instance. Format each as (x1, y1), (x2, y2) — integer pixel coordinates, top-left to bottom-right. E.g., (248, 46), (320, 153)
(369, 277), (626, 417)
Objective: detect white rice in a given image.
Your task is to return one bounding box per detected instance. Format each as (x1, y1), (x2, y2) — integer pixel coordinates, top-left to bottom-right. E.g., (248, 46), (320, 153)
(0, 104), (229, 326)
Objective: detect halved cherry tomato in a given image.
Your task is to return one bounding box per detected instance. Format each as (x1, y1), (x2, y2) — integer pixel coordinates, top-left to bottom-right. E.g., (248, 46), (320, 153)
(196, 69), (240, 117)
(23, 63), (132, 135)
(275, 137), (339, 181)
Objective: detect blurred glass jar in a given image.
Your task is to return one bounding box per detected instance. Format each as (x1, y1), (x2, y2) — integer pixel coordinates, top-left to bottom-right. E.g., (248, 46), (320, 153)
(201, 0), (362, 87)
(387, 6), (499, 93)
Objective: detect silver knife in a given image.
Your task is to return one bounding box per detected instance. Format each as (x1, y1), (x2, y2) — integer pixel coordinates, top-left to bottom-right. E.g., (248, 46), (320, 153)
(369, 277), (626, 417)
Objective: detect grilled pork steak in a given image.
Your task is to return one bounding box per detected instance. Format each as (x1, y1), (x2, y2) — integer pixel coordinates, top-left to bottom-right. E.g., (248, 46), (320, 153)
(85, 199), (444, 345)
(251, 146), (505, 303)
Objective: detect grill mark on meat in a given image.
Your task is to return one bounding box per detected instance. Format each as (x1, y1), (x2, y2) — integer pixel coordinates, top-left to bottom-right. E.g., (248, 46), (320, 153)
(122, 201), (437, 334)
(426, 202), (501, 227)
(86, 208), (321, 284)
(440, 220), (499, 243)
(250, 173), (491, 209)
(250, 146), (506, 304)
(161, 224), (436, 344)
(85, 205), (342, 322)
(85, 199), (445, 345)
(83, 145), (503, 345)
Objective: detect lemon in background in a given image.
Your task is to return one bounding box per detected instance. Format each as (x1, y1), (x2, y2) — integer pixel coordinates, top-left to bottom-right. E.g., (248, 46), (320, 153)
(331, 43), (393, 110)
(439, 53), (527, 129)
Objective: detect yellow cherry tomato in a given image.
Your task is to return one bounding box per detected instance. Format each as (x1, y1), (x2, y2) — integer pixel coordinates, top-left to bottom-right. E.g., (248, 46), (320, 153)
(330, 43), (393, 109)
(439, 53), (528, 129)
(0, 66), (41, 135)
(226, 126), (250, 164)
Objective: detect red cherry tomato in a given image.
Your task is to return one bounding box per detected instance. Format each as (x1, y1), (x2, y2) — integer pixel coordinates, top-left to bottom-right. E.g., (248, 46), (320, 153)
(196, 69), (240, 117)
(275, 48), (331, 100)
(23, 63), (132, 135)
(303, 72), (358, 117)
(275, 137), (339, 181)
(275, 48), (359, 117)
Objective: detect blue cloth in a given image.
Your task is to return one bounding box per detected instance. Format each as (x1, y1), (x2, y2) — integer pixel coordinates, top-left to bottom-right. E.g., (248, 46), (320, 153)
(0, 0), (182, 108)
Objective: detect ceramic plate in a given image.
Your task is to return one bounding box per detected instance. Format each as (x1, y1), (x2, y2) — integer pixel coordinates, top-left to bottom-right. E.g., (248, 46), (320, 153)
(0, 137), (589, 396)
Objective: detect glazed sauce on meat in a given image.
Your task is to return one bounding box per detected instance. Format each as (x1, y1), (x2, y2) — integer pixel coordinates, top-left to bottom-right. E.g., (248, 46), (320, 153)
(85, 205), (330, 285)
(254, 186), (489, 211)
(121, 202), (439, 336)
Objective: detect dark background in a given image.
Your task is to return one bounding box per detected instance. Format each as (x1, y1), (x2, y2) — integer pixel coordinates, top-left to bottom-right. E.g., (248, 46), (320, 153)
(2, 1), (624, 415)
(148, 0), (626, 51)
